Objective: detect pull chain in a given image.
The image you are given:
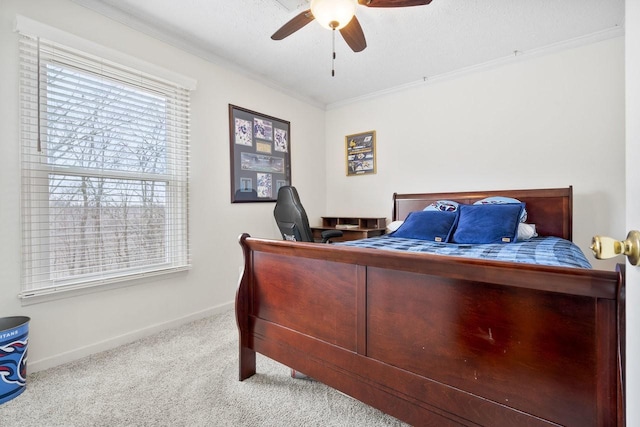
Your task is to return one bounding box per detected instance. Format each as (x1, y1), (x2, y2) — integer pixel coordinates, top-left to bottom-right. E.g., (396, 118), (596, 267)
(331, 27), (336, 77)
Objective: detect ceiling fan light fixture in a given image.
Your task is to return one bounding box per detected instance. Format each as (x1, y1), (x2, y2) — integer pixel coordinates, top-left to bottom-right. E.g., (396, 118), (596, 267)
(310, 0), (357, 30)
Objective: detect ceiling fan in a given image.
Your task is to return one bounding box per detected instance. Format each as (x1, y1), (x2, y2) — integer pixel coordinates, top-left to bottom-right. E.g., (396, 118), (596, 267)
(271, 0), (433, 53)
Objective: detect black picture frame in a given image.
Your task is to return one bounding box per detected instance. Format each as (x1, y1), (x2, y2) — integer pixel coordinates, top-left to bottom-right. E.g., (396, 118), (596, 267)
(229, 105), (291, 203)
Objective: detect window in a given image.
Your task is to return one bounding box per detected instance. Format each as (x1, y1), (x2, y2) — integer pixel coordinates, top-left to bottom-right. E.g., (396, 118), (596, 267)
(19, 35), (191, 298)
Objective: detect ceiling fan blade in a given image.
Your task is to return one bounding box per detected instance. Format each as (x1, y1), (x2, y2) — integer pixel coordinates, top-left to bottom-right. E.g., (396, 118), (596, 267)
(339, 16), (367, 52)
(271, 9), (315, 40)
(358, 0), (432, 7)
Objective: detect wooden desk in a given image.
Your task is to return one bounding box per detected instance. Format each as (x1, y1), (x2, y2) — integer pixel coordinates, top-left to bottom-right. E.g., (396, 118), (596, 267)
(311, 216), (386, 242)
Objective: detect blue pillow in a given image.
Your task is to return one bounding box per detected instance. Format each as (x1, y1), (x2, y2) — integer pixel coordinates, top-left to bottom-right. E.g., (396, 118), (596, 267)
(392, 211), (458, 242)
(451, 203), (525, 244)
(473, 196), (528, 222)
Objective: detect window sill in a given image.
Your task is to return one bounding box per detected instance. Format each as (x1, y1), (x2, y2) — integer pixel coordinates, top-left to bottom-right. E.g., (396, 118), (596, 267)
(19, 266), (190, 306)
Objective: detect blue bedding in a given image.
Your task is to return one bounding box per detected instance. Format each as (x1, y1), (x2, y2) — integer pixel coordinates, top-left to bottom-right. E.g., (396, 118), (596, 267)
(336, 235), (592, 269)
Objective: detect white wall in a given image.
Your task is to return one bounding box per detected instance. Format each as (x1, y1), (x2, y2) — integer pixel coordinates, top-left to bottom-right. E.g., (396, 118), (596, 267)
(325, 37), (625, 269)
(0, 0), (626, 374)
(0, 0), (326, 371)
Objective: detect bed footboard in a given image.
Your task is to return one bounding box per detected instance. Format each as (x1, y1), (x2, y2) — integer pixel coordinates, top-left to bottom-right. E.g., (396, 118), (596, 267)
(236, 234), (625, 427)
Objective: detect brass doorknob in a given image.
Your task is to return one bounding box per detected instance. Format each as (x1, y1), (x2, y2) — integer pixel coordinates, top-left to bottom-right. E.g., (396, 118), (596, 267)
(591, 230), (640, 266)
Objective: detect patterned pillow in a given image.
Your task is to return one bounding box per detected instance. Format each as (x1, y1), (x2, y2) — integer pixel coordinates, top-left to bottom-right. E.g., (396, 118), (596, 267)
(473, 196), (528, 222)
(424, 200), (459, 212)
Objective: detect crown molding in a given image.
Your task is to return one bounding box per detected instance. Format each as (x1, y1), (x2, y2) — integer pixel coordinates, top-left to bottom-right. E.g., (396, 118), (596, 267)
(70, 0), (623, 112)
(326, 25), (625, 110)
(70, 0), (325, 108)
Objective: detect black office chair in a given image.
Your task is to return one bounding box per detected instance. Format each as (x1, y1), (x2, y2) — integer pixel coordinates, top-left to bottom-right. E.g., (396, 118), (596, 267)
(273, 186), (342, 380)
(274, 186), (342, 243)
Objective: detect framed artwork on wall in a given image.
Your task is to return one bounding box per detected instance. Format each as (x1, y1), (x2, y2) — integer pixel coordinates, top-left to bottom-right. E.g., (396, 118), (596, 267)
(229, 105), (291, 203)
(346, 130), (376, 176)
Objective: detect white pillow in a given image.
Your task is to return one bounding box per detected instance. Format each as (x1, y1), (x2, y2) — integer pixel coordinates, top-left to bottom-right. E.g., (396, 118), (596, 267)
(517, 223), (538, 240)
(386, 220), (404, 233)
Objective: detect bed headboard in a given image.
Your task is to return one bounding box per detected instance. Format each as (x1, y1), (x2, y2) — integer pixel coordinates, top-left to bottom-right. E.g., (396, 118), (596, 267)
(392, 186), (573, 241)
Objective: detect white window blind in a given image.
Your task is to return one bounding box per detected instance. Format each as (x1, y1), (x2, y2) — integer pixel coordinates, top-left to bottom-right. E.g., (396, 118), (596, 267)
(19, 35), (191, 298)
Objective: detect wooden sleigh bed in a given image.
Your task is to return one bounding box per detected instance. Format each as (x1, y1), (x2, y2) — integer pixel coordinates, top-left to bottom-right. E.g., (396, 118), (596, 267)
(235, 187), (625, 426)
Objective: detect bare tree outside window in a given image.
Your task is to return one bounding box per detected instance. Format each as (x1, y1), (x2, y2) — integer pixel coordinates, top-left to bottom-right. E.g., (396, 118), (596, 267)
(45, 64), (170, 280)
(19, 35), (191, 296)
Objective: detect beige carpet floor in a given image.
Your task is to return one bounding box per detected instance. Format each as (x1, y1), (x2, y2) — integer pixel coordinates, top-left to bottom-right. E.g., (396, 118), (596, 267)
(0, 309), (408, 426)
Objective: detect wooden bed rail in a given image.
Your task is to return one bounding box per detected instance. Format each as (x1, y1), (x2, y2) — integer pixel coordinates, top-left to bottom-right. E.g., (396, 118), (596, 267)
(236, 234), (625, 426)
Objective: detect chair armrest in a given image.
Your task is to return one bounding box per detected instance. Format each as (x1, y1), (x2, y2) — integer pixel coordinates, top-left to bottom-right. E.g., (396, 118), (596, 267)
(321, 229), (343, 243)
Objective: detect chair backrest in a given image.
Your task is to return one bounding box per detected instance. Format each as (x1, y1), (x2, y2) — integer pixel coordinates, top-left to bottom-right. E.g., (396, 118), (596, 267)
(273, 186), (314, 242)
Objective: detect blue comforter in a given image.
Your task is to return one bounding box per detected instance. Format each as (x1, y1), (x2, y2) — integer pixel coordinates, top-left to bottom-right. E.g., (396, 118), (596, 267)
(337, 235), (592, 269)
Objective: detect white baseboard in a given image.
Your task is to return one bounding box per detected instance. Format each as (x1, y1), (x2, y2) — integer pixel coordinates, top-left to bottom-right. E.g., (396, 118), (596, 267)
(28, 301), (234, 373)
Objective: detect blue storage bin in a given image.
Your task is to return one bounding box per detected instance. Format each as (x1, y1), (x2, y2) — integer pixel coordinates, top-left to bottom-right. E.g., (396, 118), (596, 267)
(0, 316), (30, 405)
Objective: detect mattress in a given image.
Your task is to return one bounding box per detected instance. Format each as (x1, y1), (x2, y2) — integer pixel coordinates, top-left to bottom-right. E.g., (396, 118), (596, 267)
(337, 235), (592, 269)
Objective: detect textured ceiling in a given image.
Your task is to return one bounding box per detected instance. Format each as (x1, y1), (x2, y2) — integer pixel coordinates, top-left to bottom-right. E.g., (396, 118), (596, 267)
(71, 0), (625, 108)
